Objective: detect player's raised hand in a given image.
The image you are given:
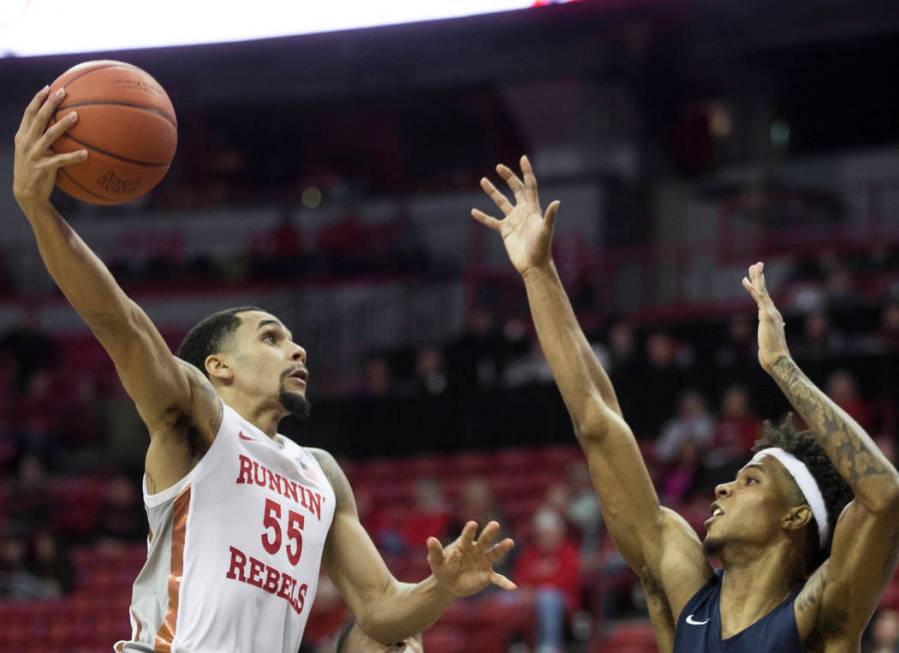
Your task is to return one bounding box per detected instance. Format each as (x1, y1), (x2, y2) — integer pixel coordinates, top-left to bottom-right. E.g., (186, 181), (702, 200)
(471, 155), (561, 276)
(741, 261), (791, 372)
(426, 521), (516, 597)
(13, 86), (87, 213)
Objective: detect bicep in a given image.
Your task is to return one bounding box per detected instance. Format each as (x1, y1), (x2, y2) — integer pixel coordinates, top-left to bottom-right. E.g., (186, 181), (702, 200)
(819, 499), (899, 634)
(313, 449), (395, 620)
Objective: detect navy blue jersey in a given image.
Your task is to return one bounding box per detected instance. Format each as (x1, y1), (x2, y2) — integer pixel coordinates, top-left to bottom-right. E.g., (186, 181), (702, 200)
(673, 571), (804, 652)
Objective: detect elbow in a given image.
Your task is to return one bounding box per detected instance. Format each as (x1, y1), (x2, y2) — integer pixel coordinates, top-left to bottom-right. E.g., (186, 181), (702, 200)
(574, 403), (616, 446)
(871, 478), (899, 515)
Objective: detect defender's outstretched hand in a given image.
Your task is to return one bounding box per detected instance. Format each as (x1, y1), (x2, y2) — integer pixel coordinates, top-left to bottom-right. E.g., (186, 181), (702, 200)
(13, 86), (87, 212)
(426, 521), (516, 597)
(741, 261), (791, 372)
(471, 155), (561, 275)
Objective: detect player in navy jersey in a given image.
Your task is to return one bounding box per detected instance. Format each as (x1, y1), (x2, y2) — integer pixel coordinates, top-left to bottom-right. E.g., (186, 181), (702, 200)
(472, 156), (899, 652)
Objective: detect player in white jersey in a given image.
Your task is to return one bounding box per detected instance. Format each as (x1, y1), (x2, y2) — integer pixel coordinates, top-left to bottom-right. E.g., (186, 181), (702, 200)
(14, 87), (517, 653)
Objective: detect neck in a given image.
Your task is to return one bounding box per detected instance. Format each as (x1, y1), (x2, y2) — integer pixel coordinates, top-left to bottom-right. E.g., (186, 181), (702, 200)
(218, 389), (284, 439)
(718, 541), (803, 636)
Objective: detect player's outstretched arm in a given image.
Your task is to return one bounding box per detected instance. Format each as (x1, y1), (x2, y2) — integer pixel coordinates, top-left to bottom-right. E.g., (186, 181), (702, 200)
(312, 449), (515, 645)
(743, 262), (899, 641)
(471, 157), (713, 624)
(12, 86), (218, 440)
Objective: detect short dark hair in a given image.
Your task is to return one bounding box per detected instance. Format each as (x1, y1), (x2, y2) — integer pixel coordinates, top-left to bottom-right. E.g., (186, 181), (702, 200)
(334, 618), (354, 653)
(753, 414), (853, 574)
(176, 306), (264, 378)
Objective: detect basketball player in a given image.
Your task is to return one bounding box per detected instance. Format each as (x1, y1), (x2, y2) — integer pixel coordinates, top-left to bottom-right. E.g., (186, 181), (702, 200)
(471, 156), (899, 652)
(334, 619), (424, 652)
(13, 87), (516, 652)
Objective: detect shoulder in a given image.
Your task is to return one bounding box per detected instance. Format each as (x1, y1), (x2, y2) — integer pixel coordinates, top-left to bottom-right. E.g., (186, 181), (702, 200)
(174, 359), (223, 435)
(306, 448), (356, 513)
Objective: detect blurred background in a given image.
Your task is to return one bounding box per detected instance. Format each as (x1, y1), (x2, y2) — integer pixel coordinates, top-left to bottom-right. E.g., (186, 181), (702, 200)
(1, 0), (898, 651)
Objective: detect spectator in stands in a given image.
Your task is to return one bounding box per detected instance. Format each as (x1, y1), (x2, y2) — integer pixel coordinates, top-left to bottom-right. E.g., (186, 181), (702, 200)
(251, 209), (304, 280)
(25, 530), (74, 597)
(874, 302), (899, 352)
(826, 369), (875, 434)
(0, 537), (51, 600)
(606, 320), (642, 424)
(869, 608), (899, 653)
(654, 390), (713, 467)
(14, 369), (61, 461)
(635, 331), (689, 438)
(95, 475), (147, 549)
(504, 338), (554, 387)
(413, 346), (448, 396)
(0, 305), (57, 396)
(714, 314), (756, 370)
(6, 455), (52, 539)
(402, 477), (450, 549)
(564, 462), (602, 553)
(703, 385), (761, 486)
(514, 508), (581, 653)
(361, 354), (394, 398)
(792, 310), (845, 360)
(446, 308), (507, 390)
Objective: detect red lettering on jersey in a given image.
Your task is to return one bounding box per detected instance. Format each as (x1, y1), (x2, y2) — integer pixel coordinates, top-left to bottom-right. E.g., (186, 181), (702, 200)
(235, 455), (325, 521)
(226, 546), (247, 582)
(293, 583), (309, 614)
(248, 556), (265, 588)
(236, 455), (254, 484)
(263, 566), (280, 594)
(224, 544), (308, 616)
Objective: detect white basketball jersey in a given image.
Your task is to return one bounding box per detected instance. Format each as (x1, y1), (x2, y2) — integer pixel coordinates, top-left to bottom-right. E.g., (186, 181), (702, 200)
(114, 402), (336, 653)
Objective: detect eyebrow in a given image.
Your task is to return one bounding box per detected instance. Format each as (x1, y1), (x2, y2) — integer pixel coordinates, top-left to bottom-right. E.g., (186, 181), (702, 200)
(739, 463), (767, 475)
(256, 319), (293, 340)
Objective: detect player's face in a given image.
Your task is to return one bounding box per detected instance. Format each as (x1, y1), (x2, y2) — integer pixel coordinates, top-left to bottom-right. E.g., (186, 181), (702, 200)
(704, 457), (792, 555)
(231, 311), (310, 416)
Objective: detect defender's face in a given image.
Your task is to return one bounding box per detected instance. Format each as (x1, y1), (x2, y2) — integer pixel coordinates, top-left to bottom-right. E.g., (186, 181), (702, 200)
(230, 311), (309, 408)
(704, 457), (790, 553)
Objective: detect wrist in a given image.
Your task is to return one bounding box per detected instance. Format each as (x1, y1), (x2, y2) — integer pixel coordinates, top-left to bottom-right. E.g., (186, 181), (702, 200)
(427, 574), (461, 602)
(764, 353), (794, 376)
(15, 194), (52, 219)
(520, 258), (555, 279)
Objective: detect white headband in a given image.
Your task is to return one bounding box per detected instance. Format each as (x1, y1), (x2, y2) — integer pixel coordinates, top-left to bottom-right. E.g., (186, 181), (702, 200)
(750, 447), (830, 549)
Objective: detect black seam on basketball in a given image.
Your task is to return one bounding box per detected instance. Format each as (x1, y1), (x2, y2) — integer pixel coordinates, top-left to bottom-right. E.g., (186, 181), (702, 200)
(57, 100), (177, 129)
(59, 63), (142, 94)
(58, 168), (113, 202)
(60, 134), (170, 168)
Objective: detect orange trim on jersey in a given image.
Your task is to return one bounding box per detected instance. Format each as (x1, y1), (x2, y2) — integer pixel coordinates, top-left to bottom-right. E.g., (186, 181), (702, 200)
(154, 485), (191, 653)
(133, 607), (143, 641)
(115, 643), (125, 652)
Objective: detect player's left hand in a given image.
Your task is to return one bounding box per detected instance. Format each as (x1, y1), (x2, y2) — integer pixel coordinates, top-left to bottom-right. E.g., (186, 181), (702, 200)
(741, 261), (791, 373)
(427, 521), (516, 597)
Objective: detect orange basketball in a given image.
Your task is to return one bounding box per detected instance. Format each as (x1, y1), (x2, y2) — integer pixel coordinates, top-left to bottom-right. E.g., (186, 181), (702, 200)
(48, 60), (178, 205)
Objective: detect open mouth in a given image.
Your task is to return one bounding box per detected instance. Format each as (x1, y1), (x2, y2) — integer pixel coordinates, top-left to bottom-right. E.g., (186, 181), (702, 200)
(705, 502), (724, 524)
(288, 367), (309, 384)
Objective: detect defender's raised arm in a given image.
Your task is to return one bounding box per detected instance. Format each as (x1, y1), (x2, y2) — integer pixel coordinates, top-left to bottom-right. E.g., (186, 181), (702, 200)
(471, 157), (713, 629)
(12, 86), (219, 446)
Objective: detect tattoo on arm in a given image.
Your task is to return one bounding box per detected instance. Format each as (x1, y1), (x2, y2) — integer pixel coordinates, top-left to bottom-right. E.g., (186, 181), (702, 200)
(310, 449), (356, 513)
(769, 356), (890, 485)
(795, 564), (827, 615)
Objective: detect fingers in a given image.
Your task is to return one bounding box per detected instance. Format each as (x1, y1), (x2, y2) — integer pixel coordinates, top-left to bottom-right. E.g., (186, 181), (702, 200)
(490, 571), (517, 591)
(28, 87), (67, 143)
(741, 276), (761, 303)
(36, 111), (78, 153)
(475, 521), (500, 551)
(459, 521), (478, 546)
(487, 537), (515, 563)
(544, 200), (560, 229)
(18, 86), (50, 137)
(426, 537), (445, 566)
(480, 177), (514, 216)
(520, 155), (541, 207)
(470, 208), (502, 232)
(496, 164), (525, 200)
(36, 149), (88, 171)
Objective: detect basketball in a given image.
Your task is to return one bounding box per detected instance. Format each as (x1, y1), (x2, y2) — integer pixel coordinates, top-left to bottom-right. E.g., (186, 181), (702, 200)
(48, 60), (177, 205)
